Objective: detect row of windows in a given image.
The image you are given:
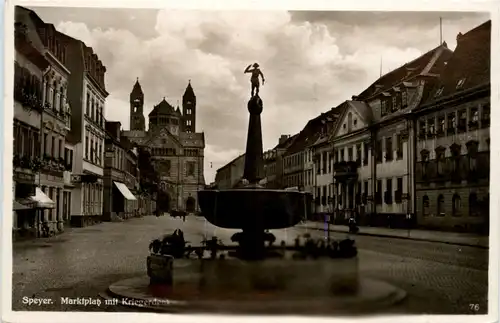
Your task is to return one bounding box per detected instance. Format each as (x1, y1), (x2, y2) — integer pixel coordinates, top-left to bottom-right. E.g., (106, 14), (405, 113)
(150, 116), (179, 126)
(86, 89), (105, 128)
(85, 133), (103, 167)
(380, 90), (408, 117)
(418, 103), (490, 139)
(421, 193), (484, 217)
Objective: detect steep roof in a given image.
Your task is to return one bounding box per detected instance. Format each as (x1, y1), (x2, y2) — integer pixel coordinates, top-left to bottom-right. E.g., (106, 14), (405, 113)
(149, 98), (179, 116)
(357, 43), (452, 101)
(421, 20), (491, 106)
(131, 78), (143, 96)
(285, 107), (343, 155)
(183, 80), (196, 99)
(273, 134), (298, 150)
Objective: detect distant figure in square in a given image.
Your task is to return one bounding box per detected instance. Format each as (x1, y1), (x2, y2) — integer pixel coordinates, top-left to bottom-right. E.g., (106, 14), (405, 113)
(244, 63), (265, 97)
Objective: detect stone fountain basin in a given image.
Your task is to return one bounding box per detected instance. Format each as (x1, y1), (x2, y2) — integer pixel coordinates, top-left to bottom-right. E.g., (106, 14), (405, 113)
(106, 256), (407, 315)
(197, 189), (311, 230)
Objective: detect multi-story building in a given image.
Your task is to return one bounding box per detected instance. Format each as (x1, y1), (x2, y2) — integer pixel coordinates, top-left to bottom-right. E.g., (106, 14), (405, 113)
(283, 112), (338, 190)
(214, 153), (245, 189)
(263, 134), (296, 189)
(309, 108), (343, 216)
(122, 80), (205, 212)
(12, 10), (52, 239)
(62, 138), (75, 228)
(325, 42), (452, 227)
(16, 7), (74, 236)
(61, 30), (108, 227)
(414, 21), (490, 233)
(103, 121), (139, 221)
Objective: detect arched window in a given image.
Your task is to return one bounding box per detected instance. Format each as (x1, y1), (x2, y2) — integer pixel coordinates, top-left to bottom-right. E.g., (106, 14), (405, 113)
(437, 195), (445, 216)
(423, 195), (430, 216)
(435, 146), (446, 175)
(452, 194), (461, 216)
(466, 140), (479, 173)
(469, 193), (479, 217)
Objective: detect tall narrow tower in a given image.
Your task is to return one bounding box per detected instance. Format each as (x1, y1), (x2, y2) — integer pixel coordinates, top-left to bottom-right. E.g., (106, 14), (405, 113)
(182, 80), (196, 133)
(130, 78), (145, 131)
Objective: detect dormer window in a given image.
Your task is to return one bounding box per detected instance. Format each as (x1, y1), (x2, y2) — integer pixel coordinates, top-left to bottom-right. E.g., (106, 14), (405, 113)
(435, 87), (444, 97)
(392, 96), (397, 112)
(381, 100), (388, 117)
(401, 91), (408, 107)
(456, 78), (466, 89)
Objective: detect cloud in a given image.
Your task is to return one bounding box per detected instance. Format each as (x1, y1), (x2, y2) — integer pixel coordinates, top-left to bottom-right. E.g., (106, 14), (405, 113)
(49, 9), (489, 183)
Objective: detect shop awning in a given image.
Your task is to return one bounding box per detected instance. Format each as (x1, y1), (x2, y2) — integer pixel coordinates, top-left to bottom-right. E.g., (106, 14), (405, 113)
(13, 200), (30, 211)
(114, 182), (137, 201)
(17, 188), (55, 209)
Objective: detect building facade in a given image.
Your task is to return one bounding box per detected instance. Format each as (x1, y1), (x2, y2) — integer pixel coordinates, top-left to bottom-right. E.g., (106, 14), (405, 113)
(122, 80), (205, 213)
(62, 30), (108, 227)
(12, 10), (51, 239)
(103, 121), (140, 221)
(414, 21), (490, 233)
(214, 154), (245, 189)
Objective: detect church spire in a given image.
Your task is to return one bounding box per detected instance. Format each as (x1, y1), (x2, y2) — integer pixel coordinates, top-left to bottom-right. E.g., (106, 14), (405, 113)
(183, 79), (195, 99)
(131, 77), (143, 96)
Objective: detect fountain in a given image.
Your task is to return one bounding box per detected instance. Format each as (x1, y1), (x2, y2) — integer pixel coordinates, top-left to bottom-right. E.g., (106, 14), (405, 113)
(103, 94), (406, 315)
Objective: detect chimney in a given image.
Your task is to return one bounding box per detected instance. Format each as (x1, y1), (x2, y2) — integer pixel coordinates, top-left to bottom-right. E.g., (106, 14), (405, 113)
(351, 95), (358, 100)
(456, 32), (463, 42)
(279, 134), (290, 145)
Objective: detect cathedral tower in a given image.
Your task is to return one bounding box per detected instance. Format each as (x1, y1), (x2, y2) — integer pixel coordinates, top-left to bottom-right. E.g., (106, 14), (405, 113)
(182, 80), (196, 133)
(130, 78), (145, 131)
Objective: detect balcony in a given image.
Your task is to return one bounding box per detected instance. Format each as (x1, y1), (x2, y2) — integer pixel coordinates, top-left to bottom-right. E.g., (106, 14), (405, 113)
(416, 151), (489, 184)
(333, 161), (359, 180)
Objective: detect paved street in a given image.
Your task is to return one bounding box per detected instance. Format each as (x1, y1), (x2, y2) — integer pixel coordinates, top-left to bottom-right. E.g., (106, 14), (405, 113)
(11, 215), (488, 315)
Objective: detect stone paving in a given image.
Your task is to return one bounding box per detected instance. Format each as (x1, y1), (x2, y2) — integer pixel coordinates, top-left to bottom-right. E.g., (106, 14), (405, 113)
(10, 215), (489, 315)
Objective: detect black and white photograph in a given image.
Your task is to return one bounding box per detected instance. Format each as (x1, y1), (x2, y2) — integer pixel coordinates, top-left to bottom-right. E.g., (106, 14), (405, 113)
(2, 1), (498, 322)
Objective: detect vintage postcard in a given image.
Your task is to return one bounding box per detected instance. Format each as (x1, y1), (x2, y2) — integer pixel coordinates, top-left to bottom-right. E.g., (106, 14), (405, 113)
(2, 0), (498, 323)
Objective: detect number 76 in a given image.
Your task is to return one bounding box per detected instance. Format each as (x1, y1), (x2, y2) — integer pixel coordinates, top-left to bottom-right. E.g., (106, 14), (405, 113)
(469, 304), (480, 311)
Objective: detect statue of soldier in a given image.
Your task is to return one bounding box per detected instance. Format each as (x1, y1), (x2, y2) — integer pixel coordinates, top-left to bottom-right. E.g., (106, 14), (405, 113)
(244, 63), (265, 97)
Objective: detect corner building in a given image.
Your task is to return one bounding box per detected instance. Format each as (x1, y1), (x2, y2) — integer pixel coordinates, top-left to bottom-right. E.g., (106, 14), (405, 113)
(122, 80), (205, 213)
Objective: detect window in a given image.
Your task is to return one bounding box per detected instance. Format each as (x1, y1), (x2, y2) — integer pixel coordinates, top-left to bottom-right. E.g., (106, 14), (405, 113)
(90, 139), (94, 162)
(421, 149), (429, 178)
(434, 87), (444, 97)
(381, 100), (388, 116)
(427, 117), (435, 136)
(458, 109), (467, 132)
(395, 177), (403, 204)
(391, 96), (397, 112)
(44, 133), (49, 155)
(418, 120), (426, 138)
(187, 162), (195, 176)
(348, 147), (353, 161)
(423, 195), (430, 216)
(469, 193), (479, 217)
(385, 136), (393, 161)
(375, 140), (382, 163)
(385, 178), (392, 204)
(437, 115), (445, 136)
(456, 78), (466, 89)
(363, 142), (369, 165)
(481, 103), (490, 127)
(450, 143), (461, 174)
(396, 134), (403, 159)
(376, 180), (382, 204)
(466, 140), (478, 173)
(51, 136), (55, 157)
(436, 146), (446, 175)
(401, 91), (408, 107)
(437, 195), (445, 216)
(187, 108), (192, 115)
(452, 194), (461, 216)
(469, 107), (479, 129)
(447, 112), (456, 135)
(340, 149), (345, 162)
(347, 113), (352, 132)
(356, 144), (361, 164)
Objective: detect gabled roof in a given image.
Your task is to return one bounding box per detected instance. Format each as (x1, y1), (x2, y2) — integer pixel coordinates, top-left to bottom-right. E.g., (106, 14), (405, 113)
(142, 126), (182, 147)
(421, 20), (491, 107)
(285, 107), (343, 155)
(179, 132), (205, 148)
(357, 43), (452, 101)
(323, 100), (372, 142)
(149, 98), (179, 116)
(274, 134), (298, 150)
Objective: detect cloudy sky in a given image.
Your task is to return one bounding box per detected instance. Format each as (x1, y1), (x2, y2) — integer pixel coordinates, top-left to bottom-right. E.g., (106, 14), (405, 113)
(28, 7), (489, 183)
